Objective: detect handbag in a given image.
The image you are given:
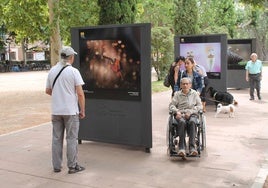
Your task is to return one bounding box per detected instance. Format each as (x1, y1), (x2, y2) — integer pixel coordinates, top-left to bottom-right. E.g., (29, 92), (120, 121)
(163, 73), (171, 87)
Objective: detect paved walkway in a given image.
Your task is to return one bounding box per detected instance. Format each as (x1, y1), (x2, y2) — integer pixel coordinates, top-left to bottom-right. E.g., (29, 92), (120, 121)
(0, 68), (268, 188)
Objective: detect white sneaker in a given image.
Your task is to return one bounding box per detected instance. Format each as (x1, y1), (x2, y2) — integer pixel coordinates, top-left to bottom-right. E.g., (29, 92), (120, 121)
(190, 149), (198, 156)
(178, 149), (186, 157)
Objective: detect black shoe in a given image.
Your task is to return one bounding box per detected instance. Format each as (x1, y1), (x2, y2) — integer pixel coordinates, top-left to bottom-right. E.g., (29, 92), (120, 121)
(249, 98), (254, 100)
(68, 164), (85, 174)
(54, 168), (61, 173)
(258, 96), (262, 100)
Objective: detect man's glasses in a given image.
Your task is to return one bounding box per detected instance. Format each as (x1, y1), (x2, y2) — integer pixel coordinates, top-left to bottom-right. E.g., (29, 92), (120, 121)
(181, 83), (189, 85)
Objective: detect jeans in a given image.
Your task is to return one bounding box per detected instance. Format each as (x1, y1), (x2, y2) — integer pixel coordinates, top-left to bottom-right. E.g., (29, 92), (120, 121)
(52, 114), (79, 169)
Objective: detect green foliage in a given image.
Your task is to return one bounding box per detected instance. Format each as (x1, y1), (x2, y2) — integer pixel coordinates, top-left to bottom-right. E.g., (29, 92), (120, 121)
(136, 0), (174, 80)
(136, 0), (174, 28)
(2, 0), (48, 42)
(0, 0), (267, 65)
(0, 24), (7, 51)
(98, 0), (137, 24)
(240, 0), (267, 7)
(1, 0), (99, 45)
(152, 80), (170, 93)
(59, 0), (99, 44)
(174, 0), (198, 35)
(0, 41), (5, 51)
(234, 1), (268, 60)
(151, 27), (173, 80)
(198, 0), (236, 38)
(215, 1), (236, 37)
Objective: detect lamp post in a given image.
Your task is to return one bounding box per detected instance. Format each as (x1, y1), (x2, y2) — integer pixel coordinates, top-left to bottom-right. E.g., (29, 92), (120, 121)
(6, 37), (12, 61)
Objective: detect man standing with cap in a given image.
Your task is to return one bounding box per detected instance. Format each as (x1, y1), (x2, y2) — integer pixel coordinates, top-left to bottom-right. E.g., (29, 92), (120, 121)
(46, 46), (86, 174)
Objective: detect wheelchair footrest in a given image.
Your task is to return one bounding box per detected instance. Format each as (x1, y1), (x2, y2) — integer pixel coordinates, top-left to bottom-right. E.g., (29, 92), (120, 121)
(169, 151), (200, 158)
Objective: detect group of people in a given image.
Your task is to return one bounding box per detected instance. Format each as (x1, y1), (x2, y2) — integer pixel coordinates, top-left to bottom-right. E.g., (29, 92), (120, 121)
(44, 44), (263, 172)
(168, 56), (208, 111)
(168, 56), (208, 157)
(168, 53), (263, 157)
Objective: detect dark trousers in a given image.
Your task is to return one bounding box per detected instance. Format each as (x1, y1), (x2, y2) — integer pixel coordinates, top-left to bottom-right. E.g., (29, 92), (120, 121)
(175, 115), (198, 150)
(249, 73), (261, 99)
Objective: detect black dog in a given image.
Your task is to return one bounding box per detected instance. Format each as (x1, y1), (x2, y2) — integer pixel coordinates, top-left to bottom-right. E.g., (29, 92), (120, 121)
(208, 87), (238, 109)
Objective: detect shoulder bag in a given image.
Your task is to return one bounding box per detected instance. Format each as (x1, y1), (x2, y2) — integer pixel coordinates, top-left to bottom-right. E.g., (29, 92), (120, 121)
(52, 65), (70, 89)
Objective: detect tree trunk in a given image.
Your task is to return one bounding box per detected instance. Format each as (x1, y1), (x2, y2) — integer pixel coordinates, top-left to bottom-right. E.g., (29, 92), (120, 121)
(21, 40), (26, 65)
(48, 0), (61, 66)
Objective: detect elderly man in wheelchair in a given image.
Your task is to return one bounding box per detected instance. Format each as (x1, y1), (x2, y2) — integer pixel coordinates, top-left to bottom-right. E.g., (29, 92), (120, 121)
(168, 77), (205, 158)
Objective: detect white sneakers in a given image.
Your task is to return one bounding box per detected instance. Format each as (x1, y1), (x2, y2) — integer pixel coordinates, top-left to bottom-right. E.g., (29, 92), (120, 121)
(178, 149), (186, 157)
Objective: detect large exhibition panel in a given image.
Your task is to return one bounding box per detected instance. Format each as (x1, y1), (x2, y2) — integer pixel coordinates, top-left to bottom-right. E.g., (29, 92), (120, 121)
(227, 39), (256, 89)
(174, 34), (228, 92)
(71, 23), (152, 151)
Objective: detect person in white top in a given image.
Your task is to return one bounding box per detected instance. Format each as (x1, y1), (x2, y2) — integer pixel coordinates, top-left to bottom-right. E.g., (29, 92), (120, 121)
(46, 46), (86, 174)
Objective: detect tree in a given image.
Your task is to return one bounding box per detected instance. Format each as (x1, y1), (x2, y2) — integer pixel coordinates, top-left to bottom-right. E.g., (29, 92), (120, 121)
(2, 0), (48, 64)
(2, 0), (48, 42)
(0, 24), (7, 53)
(214, 1), (236, 38)
(174, 0), (198, 35)
(0, 1), (8, 53)
(255, 6), (268, 60)
(240, 0), (267, 7)
(59, 0), (99, 44)
(48, 0), (61, 65)
(98, 0), (137, 24)
(235, 1), (268, 60)
(198, 0), (236, 38)
(151, 27), (173, 80)
(1, 0), (99, 65)
(49, 0), (99, 64)
(136, 0), (174, 80)
(136, 0), (174, 28)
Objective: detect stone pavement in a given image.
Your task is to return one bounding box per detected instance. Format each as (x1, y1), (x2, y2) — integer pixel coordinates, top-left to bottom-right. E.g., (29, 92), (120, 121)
(0, 68), (268, 188)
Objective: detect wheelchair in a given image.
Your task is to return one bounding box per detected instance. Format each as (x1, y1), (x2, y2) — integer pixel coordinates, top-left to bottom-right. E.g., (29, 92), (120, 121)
(166, 110), (206, 159)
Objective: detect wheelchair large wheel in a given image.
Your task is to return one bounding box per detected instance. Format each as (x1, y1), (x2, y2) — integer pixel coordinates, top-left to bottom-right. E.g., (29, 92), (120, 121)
(196, 127), (201, 155)
(168, 128), (175, 155)
(166, 115), (177, 155)
(166, 115), (172, 146)
(200, 114), (206, 150)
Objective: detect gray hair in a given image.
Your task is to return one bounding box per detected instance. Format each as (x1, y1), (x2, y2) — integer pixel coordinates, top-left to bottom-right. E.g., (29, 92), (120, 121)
(180, 77), (192, 84)
(250, 53), (258, 59)
(60, 55), (72, 65)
